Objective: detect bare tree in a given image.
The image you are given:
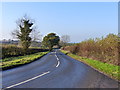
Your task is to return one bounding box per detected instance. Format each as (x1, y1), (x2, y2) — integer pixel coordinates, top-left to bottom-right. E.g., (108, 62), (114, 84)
(61, 35), (70, 43)
(30, 27), (42, 42)
(30, 27), (42, 47)
(60, 35), (70, 46)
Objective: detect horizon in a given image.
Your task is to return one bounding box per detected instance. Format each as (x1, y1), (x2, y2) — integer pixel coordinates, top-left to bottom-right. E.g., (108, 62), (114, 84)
(1, 2), (118, 43)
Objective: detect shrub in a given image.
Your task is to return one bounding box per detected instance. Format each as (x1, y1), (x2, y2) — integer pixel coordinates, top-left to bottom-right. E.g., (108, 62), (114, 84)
(1, 44), (48, 59)
(62, 34), (119, 65)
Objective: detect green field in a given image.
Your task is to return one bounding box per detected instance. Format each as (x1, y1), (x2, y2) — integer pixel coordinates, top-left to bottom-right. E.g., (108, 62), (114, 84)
(61, 50), (120, 81)
(1, 51), (49, 70)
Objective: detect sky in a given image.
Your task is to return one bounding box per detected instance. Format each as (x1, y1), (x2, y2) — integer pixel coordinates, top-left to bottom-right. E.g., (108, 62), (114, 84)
(1, 2), (118, 43)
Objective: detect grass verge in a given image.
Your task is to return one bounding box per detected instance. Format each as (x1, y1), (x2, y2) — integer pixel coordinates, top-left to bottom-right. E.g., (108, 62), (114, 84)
(61, 50), (120, 81)
(1, 51), (49, 70)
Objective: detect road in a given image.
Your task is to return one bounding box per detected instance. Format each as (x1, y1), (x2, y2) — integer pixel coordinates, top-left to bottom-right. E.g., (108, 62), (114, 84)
(2, 49), (119, 88)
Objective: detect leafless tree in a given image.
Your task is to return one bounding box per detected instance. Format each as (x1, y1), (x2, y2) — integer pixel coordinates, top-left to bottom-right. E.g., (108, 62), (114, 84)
(61, 35), (70, 43)
(60, 35), (70, 46)
(30, 27), (42, 42)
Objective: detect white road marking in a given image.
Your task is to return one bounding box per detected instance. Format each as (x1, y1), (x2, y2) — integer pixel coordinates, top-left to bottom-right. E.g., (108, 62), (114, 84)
(55, 52), (60, 67)
(6, 71), (50, 89)
(56, 60), (60, 67)
(56, 57), (59, 60)
(55, 55), (57, 58)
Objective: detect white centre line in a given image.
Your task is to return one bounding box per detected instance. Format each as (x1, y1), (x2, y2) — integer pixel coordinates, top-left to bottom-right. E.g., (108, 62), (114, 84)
(56, 61), (60, 67)
(6, 51), (60, 89)
(6, 71), (50, 89)
(55, 52), (60, 67)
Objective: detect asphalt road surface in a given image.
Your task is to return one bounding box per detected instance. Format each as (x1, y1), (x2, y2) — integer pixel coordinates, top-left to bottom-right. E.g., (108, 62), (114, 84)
(2, 49), (119, 88)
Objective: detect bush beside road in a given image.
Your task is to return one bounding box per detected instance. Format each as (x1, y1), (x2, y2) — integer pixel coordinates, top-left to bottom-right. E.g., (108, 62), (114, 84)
(1, 51), (49, 70)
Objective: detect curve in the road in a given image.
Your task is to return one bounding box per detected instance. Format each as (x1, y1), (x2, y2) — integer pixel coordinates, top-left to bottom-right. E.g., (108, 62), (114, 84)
(2, 49), (119, 88)
(6, 52), (61, 88)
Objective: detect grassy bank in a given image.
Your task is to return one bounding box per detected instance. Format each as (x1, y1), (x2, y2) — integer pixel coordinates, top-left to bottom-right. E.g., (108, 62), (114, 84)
(1, 51), (49, 70)
(61, 50), (120, 81)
